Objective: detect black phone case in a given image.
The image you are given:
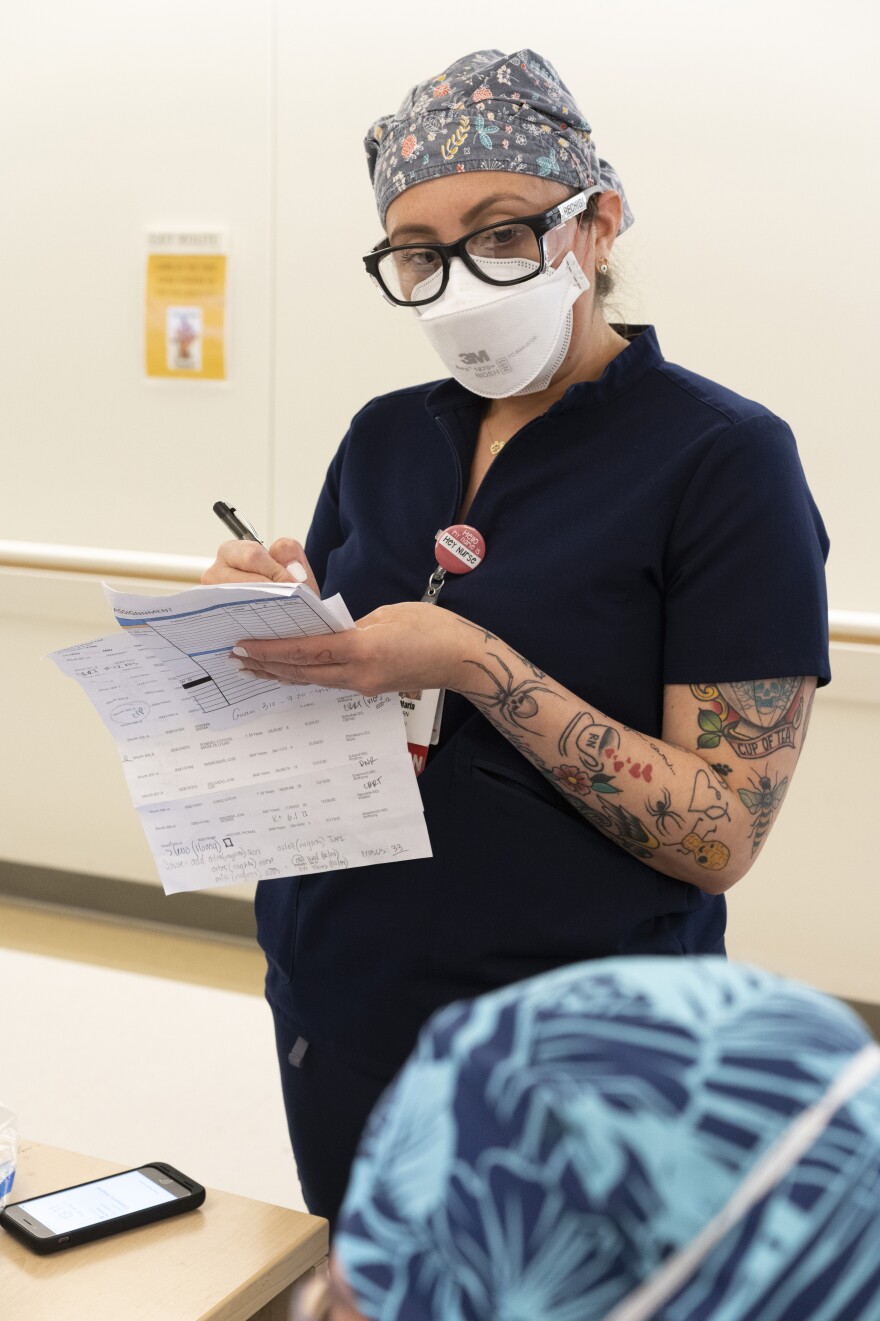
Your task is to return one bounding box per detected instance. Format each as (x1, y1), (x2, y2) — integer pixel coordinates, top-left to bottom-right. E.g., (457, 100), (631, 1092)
(0, 1161), (206, 1254)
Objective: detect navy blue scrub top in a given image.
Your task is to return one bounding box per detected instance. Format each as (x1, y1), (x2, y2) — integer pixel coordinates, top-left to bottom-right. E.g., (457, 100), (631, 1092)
(256, 326), (831, 1075)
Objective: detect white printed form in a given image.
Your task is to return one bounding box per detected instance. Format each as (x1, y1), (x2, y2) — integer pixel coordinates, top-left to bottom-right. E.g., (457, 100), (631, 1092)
(49, 584), (432, 893)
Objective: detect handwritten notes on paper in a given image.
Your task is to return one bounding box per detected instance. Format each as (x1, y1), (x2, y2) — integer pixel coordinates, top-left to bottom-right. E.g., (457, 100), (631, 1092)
(49, 584), (432, 893)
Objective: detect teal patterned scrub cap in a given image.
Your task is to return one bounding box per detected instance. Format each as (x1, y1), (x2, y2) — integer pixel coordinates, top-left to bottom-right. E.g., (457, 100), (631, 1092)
(336, 957), (880, 1320)
(365, 48), (634, 230)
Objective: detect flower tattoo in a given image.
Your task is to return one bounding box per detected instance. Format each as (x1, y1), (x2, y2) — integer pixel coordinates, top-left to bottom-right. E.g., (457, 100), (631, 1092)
(553, 765), (590, 793)
(553, 764), (621, 797)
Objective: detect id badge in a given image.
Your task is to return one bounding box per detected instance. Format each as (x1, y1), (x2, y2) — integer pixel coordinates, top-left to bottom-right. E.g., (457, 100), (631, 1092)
(407, 522), (482, 775)
(400, 688), (442, 776)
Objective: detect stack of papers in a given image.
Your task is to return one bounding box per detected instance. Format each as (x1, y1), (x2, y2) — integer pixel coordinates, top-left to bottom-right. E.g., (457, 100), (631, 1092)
(49, 584), (432, 893)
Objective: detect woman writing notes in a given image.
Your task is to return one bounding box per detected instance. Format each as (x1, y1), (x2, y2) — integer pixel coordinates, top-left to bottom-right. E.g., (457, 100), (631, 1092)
(203, 49), (830, 1226)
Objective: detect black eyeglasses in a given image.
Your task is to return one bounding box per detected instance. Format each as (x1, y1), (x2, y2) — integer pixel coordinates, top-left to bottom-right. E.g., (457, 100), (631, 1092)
(363, 186), (598, 307)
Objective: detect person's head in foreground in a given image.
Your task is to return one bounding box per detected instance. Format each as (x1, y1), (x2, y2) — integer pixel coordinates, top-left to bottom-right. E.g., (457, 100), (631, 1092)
(361, 47), (634, 402)
(326, 956), (880, 1320)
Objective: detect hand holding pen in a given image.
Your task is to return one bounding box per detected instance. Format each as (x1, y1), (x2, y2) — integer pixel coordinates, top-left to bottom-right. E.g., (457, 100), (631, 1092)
(202, 502), (318, 590)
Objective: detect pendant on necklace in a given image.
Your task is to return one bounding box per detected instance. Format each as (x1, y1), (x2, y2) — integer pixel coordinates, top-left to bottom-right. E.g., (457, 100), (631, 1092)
(489, 438), (507, 456)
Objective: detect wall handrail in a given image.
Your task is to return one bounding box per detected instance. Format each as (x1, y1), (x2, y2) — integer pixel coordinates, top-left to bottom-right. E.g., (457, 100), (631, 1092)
(0, 540), (211, 583)
(828, 611), (880, 645)
(0, 539), (878, 644)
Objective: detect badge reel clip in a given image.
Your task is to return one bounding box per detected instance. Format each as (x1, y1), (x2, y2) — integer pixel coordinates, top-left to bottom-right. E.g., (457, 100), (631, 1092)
(405, 526), (487, 776)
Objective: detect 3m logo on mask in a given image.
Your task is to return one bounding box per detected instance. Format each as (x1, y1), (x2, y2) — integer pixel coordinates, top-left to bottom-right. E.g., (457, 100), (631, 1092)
(418, 251), (587, 398)
(459, 350), (511, 374)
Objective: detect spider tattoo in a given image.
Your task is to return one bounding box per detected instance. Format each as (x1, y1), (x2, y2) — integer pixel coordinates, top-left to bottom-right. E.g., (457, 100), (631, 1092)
(645, 787), (685, 835)
(460, 653), (556, 731)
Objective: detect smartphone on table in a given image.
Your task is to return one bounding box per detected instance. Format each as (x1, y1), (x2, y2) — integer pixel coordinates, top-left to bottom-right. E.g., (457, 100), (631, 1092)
(0, 1161), (205, 1253)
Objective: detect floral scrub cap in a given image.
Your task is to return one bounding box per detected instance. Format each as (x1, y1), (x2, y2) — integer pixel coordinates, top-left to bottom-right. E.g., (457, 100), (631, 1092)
(364, 48), (634, 232)
(336, 957), (880, 1321)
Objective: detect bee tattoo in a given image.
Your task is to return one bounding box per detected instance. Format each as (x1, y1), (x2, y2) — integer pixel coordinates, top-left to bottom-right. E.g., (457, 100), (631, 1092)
(738, 770), (789, 854)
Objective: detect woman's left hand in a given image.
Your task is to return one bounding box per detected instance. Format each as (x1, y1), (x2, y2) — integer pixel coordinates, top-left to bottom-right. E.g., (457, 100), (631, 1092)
(233, 602), (473, 696)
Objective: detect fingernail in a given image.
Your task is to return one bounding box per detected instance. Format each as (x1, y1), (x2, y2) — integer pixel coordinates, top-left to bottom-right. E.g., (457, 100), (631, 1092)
(231, 646), (249, 657)
(287, 560), (308, 583)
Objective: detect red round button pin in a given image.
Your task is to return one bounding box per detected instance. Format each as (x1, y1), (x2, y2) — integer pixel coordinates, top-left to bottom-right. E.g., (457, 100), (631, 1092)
(434, 524), (486, 574)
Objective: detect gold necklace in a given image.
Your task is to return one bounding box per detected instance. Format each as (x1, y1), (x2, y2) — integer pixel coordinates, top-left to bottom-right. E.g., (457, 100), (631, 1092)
(484, 412), (508, 457)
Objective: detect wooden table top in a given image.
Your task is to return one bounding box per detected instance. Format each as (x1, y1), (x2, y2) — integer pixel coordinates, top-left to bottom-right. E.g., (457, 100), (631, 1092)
(0, 1139), (328, 1320)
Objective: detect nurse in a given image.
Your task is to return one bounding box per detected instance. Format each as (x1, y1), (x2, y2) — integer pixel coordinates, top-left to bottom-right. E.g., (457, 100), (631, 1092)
(203, 49), (830, 1227)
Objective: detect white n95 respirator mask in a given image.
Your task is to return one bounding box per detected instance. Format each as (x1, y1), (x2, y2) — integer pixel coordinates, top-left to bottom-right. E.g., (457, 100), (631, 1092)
(412, 251), (591, 399)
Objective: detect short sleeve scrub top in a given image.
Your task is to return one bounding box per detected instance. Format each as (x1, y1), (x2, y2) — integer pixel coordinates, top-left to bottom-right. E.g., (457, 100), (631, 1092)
(255, 326), (831, 1076)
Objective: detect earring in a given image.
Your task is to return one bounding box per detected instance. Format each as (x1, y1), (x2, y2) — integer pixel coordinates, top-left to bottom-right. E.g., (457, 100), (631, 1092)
(597, 258), (609, 275)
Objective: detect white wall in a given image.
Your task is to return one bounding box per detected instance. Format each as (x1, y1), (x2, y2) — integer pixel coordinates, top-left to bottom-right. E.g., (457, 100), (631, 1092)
(1, 0), (276, 553)
(3, 1), (878, 601)
(2, 2), (880, 997)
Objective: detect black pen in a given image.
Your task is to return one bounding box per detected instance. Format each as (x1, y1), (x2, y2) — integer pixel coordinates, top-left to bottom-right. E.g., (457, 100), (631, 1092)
(213, 501), (263, 543)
